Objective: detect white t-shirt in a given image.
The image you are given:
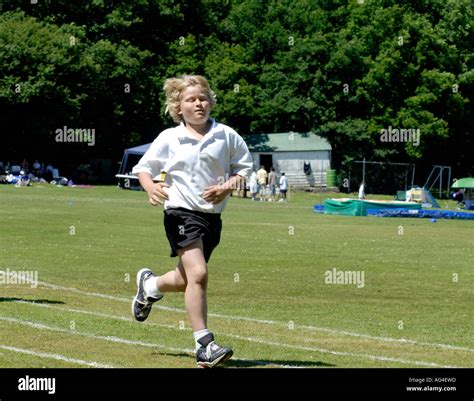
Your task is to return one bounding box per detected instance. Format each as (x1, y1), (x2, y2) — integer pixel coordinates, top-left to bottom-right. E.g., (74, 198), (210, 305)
(279, 176), (288, 190)
(249, 171), (258, 193)
(132, 119), (252, 213)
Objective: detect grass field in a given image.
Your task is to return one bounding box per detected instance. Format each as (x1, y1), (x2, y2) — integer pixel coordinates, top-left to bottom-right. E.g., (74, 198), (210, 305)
(0, 184), (473, 368)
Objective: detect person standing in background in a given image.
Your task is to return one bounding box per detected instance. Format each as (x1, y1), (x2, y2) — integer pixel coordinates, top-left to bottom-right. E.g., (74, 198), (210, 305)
(257, 165), (267, 202)
(249, 170), (258, 201)
(278, 172), (288, 202)
(267, 167), (276, 202)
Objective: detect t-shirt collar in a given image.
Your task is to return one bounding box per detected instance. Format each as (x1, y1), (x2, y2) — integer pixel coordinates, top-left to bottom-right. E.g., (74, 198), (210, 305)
(179, 119), (216, 140)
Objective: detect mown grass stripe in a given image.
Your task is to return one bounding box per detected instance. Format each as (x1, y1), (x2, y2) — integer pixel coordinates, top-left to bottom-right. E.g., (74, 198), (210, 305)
(36, 280), (474, 353)
(1, 312), (460, 368)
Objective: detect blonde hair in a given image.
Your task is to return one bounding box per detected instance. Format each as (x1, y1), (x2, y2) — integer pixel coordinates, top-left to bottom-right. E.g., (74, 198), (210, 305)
(163, 75), (217, 123)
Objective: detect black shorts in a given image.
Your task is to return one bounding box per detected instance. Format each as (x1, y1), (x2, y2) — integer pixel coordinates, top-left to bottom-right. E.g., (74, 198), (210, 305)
(163, 207), (222, 263)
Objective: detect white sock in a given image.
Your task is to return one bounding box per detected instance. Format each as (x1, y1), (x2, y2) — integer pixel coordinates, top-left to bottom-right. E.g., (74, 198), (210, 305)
(193, 329), (211, 351)
(144, 276), (161, 298)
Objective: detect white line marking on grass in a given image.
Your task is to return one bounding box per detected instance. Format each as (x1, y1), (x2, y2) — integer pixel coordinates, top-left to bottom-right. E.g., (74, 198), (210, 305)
(0, 314), (302, 368)
(37, 280), (130, 302)
(0, 315), (191, 355)
(36, 280), (474, 354)
(14, 300), (179, 330)
(10, 302), (306, 368)
(0, 344), (114, 368)
(219, 333), (460, 368)
(11, 302), (463, 368)
(210, 314), (474, 354)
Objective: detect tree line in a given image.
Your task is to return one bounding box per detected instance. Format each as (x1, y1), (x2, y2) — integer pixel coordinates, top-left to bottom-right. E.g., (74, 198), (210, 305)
(1, 0), (472, 185)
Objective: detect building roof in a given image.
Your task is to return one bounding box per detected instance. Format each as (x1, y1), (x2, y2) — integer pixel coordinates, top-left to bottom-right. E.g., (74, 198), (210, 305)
(244, 132), (332, 152)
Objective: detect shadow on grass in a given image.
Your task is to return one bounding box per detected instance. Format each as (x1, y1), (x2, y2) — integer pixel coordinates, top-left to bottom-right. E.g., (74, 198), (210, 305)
(152, 351), (191, 359)
(224, 359), (335, 368)
(0, 297), (65, 304)
(152, 351), (334, 368)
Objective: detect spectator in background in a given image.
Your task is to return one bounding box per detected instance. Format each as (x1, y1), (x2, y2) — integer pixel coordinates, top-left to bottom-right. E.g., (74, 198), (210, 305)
(267, 167), (276, 202)
(278, 172), (288, 202)
(32, 160), (42, 176)
(257, 165), (267, 202)
(249, 170), (258, 201)
(450, 188), (464, 209)
(21, 158), (29, 173)
(237, 175), (247, 198)
(45, 163), (54, 182)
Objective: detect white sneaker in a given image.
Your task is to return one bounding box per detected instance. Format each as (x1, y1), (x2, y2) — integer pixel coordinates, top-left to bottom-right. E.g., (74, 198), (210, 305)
(132, 268), (163, 322)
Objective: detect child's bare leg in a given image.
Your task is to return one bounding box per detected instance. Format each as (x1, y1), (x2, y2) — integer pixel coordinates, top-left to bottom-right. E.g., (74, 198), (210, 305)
(156, 261), (187, 292)
(177, 239), (208, 331)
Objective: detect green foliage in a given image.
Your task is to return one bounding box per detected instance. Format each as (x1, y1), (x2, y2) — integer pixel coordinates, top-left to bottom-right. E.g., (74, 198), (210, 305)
(0, 11), (84, 104)
(1, 0), (473, 179)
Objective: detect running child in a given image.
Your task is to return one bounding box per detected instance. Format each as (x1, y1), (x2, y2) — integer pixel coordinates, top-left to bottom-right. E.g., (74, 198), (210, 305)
(131, 75), (252, 368)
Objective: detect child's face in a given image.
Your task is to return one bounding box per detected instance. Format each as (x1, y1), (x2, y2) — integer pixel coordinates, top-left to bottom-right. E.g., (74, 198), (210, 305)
(179, 85), (211, 126)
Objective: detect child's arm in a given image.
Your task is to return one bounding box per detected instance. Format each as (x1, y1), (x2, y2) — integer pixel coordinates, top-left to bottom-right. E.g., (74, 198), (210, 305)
(203, 174), (242, 204)
(138, 172), (170, 206)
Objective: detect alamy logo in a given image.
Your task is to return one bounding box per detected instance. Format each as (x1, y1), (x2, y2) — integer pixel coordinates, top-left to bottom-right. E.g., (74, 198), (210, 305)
(380, 126), (420, 146)
(324, 268), (365, 288)
(18, 375), (56, 395)
(55, 126), (95, 146)
(0, 268), (38, 288)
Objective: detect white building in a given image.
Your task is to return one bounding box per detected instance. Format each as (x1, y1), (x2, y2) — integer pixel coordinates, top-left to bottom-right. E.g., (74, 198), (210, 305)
(244, 132), (332, 188)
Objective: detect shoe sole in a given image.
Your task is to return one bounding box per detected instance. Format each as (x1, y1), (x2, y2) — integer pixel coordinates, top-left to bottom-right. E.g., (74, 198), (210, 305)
(196, 349), (233, 368)
(131, 268), (153, 322)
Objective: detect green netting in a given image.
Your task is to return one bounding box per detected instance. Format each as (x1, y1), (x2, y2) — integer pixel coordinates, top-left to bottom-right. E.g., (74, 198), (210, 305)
(324, 199), (422, 216)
